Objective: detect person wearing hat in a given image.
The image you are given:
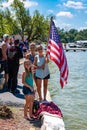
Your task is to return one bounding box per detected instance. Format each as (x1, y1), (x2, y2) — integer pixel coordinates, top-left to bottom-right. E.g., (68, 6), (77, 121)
(3, 34), (10, 47)
(7, 39), (23, 94)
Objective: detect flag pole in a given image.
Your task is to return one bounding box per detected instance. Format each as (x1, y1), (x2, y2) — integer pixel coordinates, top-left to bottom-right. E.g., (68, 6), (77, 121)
(46, 16), (53, 56)
(48, 16), (53, 43)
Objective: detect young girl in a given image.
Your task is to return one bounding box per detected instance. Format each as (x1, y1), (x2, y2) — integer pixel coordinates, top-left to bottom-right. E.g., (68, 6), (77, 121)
(26, 43), (37, 85)
(26, 42), (36, 64)
(22, 59), (34, 120)
(34, 45), (50, 101)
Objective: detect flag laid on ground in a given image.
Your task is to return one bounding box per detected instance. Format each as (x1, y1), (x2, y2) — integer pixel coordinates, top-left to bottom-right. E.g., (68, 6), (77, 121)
(47, 20), (69, 88)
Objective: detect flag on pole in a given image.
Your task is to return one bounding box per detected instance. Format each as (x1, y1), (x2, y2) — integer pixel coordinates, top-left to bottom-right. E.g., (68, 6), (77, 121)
(47, 19), (69, 88)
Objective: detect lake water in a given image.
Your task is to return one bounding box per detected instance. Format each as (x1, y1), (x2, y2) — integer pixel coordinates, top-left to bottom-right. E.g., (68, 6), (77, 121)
(48, 51), (87, 130)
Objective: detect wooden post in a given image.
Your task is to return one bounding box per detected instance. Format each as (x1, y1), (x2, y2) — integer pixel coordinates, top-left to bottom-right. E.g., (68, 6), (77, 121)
(47, 16), (53, 44)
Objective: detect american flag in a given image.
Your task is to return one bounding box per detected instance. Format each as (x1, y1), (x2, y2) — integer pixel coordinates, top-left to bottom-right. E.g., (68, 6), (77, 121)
(47, 20), (69, 88)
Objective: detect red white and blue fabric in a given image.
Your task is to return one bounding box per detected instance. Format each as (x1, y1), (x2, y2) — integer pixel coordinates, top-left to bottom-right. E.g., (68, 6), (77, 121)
(47, 21), (69, 88)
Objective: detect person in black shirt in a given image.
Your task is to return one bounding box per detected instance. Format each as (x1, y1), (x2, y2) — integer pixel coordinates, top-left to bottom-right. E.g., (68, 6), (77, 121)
(7, 39), (23, 94)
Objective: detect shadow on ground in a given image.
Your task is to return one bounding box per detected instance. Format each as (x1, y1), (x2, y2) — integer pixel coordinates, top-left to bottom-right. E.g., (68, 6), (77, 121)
(14, 93), (24, 99)
(0, 85), (24, 99)
(30, 118), (42, 128)
(14, 85), (24, 99)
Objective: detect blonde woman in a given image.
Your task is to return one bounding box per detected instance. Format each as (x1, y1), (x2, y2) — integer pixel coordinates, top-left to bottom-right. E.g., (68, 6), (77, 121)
(22, 60), (35, 120)
(34, 45), (50, 101)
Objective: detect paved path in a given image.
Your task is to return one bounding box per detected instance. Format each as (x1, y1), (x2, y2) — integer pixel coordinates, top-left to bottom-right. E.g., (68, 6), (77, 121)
(0, 64), (25, 107)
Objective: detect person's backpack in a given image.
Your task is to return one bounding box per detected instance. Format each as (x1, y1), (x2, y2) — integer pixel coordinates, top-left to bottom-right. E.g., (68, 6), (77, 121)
(7, 46), (17, 60)
(32, 100), (40, 114)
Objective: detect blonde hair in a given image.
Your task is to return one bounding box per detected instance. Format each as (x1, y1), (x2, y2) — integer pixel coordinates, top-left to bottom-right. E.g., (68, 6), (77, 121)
(30, 42), (36, 48)
(37, 45), (43, 51)
(24, 59), (31, 77)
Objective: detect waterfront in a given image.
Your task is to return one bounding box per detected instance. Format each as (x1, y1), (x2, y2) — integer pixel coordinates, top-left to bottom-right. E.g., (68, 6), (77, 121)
(48, 51), (87, 130)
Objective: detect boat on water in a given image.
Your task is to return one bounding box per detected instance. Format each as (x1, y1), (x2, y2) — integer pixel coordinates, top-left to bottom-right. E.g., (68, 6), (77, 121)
(68, 40), (87, 48)
(68, 43), (77, 48)
(75, 40), (87, 48)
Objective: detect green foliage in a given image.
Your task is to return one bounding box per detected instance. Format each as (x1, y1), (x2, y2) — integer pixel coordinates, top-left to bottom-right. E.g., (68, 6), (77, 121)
(0, 10), (4, 36)
(11, 0), (30, 40)
(27, 10), (49, 42)
(58, 28), (87, 43)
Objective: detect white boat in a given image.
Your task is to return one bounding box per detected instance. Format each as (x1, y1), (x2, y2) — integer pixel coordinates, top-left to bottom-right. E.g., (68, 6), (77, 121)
(75, 40), (87, 48)
(68, 43), (76, 48)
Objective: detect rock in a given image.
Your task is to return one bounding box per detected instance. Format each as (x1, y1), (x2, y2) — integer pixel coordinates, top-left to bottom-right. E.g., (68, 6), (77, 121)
(0, 105), (13, 118)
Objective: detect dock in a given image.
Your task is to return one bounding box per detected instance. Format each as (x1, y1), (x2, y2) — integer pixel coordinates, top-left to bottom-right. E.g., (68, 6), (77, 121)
(64, 48), (87, 52)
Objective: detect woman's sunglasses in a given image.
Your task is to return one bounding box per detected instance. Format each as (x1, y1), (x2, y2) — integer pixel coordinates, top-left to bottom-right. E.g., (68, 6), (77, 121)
(38, 48), (43, 51)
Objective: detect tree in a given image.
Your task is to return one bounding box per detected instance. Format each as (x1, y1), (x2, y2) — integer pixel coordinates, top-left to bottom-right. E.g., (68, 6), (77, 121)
(68, 29), (78, 42)
(79, 29), (87, 40)
(11, 0), (30, 40)
(27, 10), (49, 42)
(74, 34), (84, 41)
(0, 10), (4, 37)
(4, 8), (19, 35)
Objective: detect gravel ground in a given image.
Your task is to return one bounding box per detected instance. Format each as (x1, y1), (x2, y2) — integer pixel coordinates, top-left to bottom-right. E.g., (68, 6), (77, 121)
(0, 106), (41, 130)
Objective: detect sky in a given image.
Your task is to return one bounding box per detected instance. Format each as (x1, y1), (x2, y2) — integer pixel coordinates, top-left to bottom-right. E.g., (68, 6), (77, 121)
(1, 0), (87, 31)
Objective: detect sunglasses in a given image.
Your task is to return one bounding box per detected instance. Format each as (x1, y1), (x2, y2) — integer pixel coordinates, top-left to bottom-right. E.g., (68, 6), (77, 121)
(38, 48), (43, 51)
(30, 47), (35, 49)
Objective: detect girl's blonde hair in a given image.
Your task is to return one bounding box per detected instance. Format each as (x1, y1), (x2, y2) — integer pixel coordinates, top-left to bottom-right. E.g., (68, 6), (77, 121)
(30, 42), (36, 49)
(24, 59), (31, 77)
(37, 45), (43, 51)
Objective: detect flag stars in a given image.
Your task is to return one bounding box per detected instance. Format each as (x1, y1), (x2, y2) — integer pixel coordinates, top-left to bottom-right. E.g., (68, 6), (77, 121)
(50, 22), (61, 44)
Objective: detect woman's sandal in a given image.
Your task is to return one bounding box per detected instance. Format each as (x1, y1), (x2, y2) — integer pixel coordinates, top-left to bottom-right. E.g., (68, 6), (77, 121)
(28, 117), (35, 121)
(30, 116), (37, 119)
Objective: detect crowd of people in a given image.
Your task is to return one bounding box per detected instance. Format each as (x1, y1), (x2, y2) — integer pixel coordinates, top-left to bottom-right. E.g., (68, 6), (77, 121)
(0, 34), (23, 93)
(0, 34), (50, 121)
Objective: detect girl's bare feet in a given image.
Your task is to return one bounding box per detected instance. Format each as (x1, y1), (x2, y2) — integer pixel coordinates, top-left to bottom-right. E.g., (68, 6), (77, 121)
(24, 115), (29, 120)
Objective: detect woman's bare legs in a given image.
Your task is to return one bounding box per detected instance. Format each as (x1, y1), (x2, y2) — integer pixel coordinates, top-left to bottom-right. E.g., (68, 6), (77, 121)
(34, 75), (37, 86)
(43, 79), (48, 100)
(28, 95), (34, 117)
(24, 95), (29, 118)
(24, 95), (34, 118)
(36, 79), (42, 101)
